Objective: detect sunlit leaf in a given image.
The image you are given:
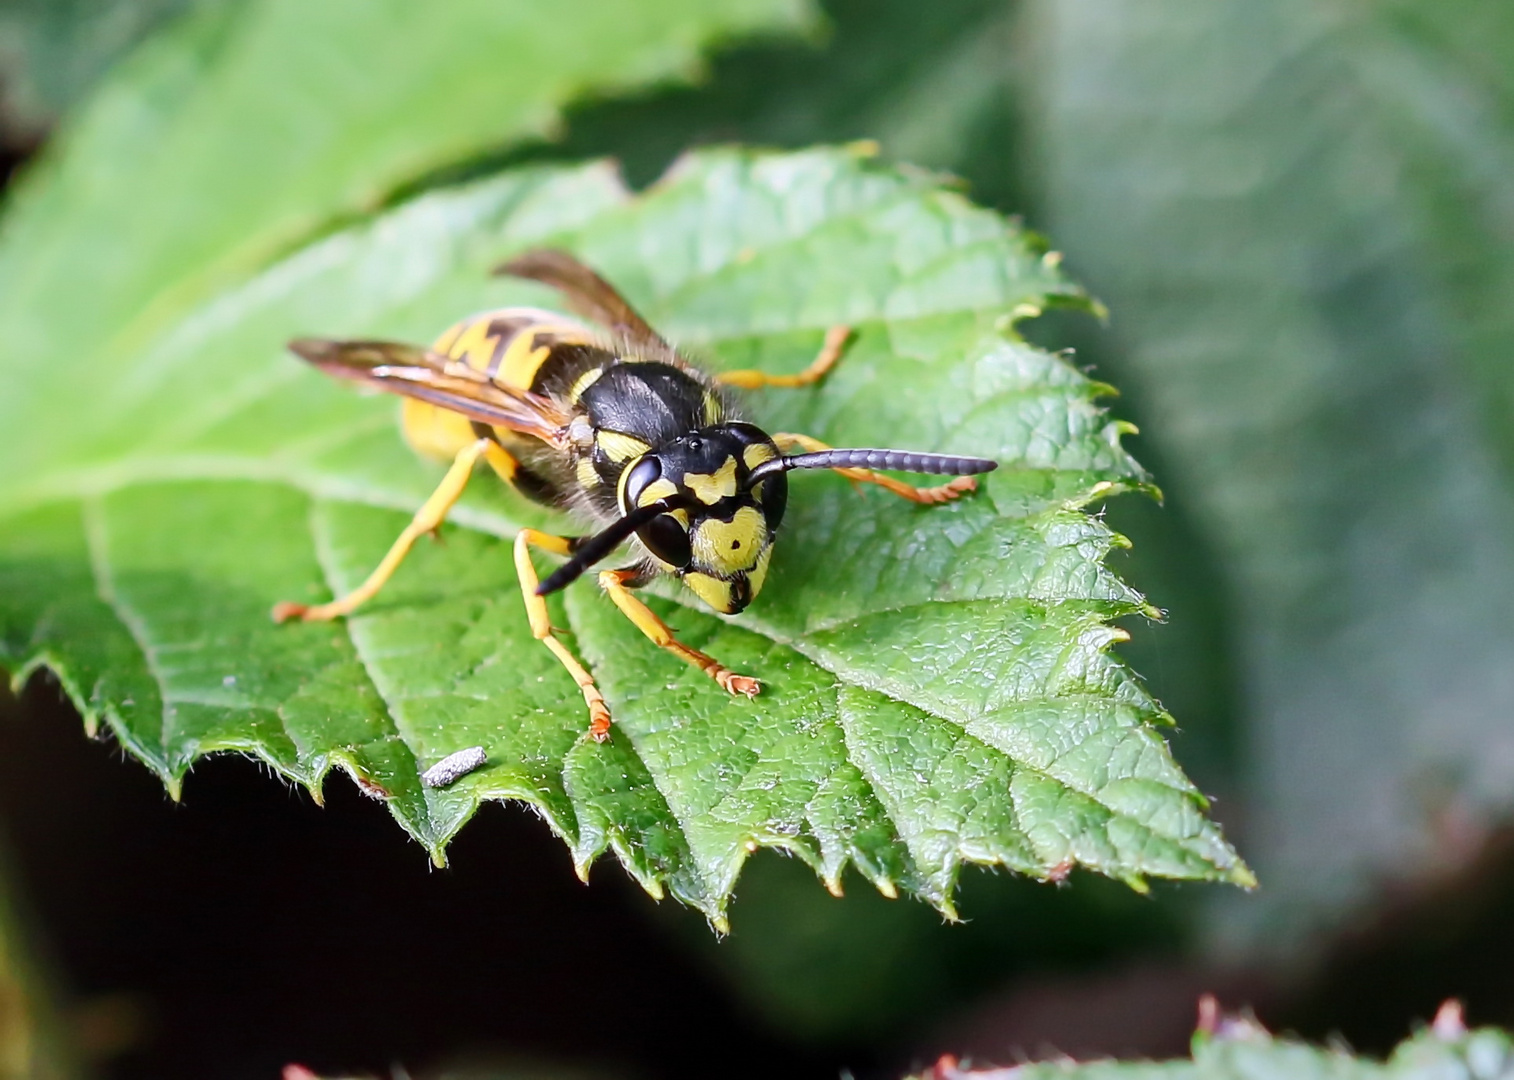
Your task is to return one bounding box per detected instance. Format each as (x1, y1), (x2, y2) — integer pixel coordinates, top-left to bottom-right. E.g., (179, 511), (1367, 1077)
(0, 144), (1248, 921)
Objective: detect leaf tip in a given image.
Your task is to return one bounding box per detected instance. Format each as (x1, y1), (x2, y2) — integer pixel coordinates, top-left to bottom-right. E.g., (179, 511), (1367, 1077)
(1229, 863), (1259, 890)
(1432, 998), (1467, 1040)
(824, 876), (844, 898)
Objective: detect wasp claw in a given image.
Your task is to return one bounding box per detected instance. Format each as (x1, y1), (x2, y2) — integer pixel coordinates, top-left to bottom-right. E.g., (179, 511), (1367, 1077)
(271, 601), (308, 623)
(718, 672), (762, 698)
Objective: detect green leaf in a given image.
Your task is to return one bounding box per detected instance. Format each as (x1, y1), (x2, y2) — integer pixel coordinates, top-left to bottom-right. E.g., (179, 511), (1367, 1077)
(910, 1015), (1514, 1080)
(0, 0), (814, 487)
(1017, 0), (1514, 945)
(0, 143), (1248, 921)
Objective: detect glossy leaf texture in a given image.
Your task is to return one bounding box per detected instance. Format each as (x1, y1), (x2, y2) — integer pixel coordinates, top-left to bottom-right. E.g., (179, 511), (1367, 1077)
(0, 146), (1249, 922)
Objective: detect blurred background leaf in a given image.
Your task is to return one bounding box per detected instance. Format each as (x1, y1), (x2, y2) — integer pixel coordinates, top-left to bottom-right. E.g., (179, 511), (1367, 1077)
(1016, 0), (1514, 950)
(909, 1009), (1514, 1080)
(0, 0), (232, 140)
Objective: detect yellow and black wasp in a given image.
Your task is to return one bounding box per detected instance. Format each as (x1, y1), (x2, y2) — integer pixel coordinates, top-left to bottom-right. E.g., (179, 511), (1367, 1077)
(273, 251), (996, 741)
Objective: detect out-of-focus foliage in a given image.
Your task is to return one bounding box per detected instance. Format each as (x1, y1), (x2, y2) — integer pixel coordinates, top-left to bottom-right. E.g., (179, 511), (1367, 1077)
(0, 0), (229, 137)
(0, 844), (74, 1080)
(1019, 0), (1514, 946)
(908, 1011), (1514, 1080)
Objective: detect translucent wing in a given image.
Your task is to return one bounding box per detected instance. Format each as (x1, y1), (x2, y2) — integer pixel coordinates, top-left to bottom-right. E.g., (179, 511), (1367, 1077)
(494, 249), (670, 352)
(288, 338), (574, 446)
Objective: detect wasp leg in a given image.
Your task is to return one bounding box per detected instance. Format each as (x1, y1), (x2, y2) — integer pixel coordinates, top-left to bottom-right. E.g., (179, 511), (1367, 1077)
(272, 437), (492, 623)
(772, 432), (977, 504)
(718, 325), (852, 389)
(514, 529), (613, 742)
(598, 568), (761, 699)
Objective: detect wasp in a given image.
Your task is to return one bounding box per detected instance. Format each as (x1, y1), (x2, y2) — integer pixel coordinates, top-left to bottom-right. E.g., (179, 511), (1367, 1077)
(273, 251), (996, 741)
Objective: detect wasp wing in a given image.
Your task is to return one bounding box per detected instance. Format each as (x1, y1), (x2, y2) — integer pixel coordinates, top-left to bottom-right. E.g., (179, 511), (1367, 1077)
(288, 338), (573, 446)
(493, 249), (671, 353)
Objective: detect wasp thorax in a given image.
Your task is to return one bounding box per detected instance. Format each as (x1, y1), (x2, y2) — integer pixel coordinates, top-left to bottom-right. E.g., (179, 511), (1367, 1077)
(617, 423), (788, 615)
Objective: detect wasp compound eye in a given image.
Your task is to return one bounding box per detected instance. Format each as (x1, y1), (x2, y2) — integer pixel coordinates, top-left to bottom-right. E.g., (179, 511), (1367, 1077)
(753, 469), (787, 530)
(620, 454), (664, 513)
(639, 512), (692, 568)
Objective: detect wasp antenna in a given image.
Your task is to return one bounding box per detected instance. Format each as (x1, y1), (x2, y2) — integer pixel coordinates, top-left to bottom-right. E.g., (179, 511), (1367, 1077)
(745, 449), (998, 489)
(536, 497), (694, 596)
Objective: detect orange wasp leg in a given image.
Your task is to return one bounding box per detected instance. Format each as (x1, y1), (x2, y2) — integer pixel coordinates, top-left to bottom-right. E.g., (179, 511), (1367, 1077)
(598, 568), (761, 698)
(272, 437), (493, 623)
(514, 529), (613, 742)
(771, 432), (978, 504)
(717, 325), (852, 389)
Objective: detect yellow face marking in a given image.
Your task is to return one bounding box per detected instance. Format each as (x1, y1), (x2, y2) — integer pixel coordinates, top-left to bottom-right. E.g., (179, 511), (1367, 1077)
(597, 430), (650, 463)
(703, 392), (723, 425)
(576, 458), (601, 491)
(748, 544), (773, 598)
(569, 366), (605, 401)
(447, 318), (502, 372)
(684, 572), (736, 614)
(636, 478), (679, 507)
(742, 442), (776, 469)
(684, 457), (739, 505)
(692, 507), (766, 574)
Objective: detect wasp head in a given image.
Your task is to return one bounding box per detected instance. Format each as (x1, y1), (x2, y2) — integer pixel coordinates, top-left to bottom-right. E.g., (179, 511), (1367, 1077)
(618, 423), (788, 614)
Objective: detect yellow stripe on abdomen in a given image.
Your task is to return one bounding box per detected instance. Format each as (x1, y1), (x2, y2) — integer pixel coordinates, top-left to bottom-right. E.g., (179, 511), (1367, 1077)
(498, 321), (595, 392)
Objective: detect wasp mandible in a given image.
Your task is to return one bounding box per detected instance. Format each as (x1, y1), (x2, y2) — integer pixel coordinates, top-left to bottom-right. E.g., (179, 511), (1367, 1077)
(273, 251), (996, 741)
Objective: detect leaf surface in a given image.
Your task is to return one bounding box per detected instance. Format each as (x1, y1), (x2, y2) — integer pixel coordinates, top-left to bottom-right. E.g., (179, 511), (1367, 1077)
(0, 146), (1247, 920)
